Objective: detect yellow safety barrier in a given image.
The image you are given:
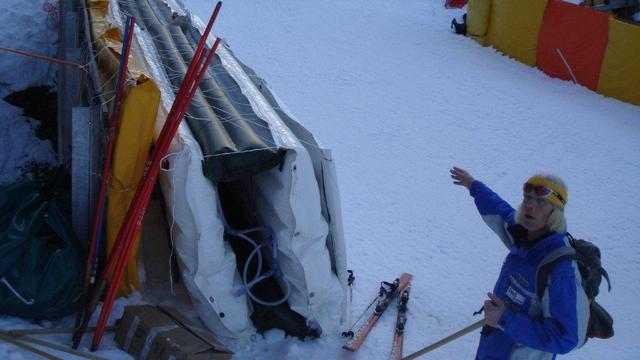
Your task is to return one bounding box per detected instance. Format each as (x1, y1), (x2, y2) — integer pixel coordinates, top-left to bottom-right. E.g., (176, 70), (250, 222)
(486, 0), (548, 66)
(597, 18), (640, 106)
(467, 0), (491, 46)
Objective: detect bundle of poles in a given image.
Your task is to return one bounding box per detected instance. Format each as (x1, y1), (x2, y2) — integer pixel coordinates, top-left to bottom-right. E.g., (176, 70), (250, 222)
(71, 2), (223, 351)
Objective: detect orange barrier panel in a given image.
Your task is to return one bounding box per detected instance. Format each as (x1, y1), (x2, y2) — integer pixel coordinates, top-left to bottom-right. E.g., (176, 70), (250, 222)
(537, 0), (609, 91)
(597, 18), (640, 106)
(486, 0), (548, 67)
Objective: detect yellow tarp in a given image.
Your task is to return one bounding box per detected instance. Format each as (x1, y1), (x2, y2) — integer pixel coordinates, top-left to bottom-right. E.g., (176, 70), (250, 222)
(106, 79), (161, 295)
(597, 18), (640, 106)
(486, 0), (548, 66)
(88, 0), (148, 106)
(88, 1), (118, 100)
(88, 0), (161, 294)
(467, 0), (491, 46)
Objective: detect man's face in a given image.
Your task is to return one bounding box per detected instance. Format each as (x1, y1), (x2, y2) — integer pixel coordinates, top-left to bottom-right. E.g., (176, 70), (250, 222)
(520, 193), (554, 232)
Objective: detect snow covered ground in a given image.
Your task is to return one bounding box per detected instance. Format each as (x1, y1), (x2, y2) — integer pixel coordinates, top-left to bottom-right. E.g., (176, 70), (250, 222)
(1, 0), (640, 359)
(0, 0), (58, 184)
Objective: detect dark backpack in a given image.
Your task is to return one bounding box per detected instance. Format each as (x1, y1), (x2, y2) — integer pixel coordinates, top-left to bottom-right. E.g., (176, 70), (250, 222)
(535, 233), (614, 340)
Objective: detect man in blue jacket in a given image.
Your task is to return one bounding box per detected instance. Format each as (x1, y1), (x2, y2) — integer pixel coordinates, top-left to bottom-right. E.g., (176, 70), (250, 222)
(450, 167), (589, 360)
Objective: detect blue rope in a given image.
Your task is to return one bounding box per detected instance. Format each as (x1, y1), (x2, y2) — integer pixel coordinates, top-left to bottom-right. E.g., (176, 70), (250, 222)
(215, 196), (290, 306)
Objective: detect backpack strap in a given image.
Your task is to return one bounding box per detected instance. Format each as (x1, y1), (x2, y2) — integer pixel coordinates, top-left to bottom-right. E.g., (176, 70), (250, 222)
(535, 246), (577, 302)
(601, 267), (612, 293)
(567, 233), (612, 294)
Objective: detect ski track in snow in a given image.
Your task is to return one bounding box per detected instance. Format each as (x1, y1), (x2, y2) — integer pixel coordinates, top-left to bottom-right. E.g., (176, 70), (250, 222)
(1, 1), (639, 359)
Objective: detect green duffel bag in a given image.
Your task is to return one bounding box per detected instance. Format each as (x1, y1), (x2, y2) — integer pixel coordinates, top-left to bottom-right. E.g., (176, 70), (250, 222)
(0, 173), (85, 319)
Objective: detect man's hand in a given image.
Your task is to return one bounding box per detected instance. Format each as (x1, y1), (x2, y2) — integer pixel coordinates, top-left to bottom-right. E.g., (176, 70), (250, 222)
(484, 292), (506, 328)
(450, 166), (475, 189)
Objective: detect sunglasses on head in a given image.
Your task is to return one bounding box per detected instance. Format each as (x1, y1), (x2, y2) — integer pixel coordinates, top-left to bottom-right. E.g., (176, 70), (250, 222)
(523, 182), (565, 204)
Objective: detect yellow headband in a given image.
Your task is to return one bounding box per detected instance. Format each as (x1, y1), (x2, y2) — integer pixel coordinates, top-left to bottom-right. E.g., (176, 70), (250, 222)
(525, 176), (568, 209)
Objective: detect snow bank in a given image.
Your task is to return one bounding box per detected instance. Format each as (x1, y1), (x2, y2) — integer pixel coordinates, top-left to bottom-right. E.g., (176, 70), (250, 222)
(0, 0), (57, 184)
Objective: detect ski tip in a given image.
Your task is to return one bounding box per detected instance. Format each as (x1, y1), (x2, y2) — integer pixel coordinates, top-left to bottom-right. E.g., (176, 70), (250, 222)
(342, 344), (358, 352)
(399, 273), (413, 286)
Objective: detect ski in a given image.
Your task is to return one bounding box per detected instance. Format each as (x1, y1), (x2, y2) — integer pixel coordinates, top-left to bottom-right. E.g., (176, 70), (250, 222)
(388, 282), (411, 360)
(342, 272), (413, 352)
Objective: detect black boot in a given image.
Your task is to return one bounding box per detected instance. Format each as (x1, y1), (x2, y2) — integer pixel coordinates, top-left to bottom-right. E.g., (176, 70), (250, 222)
(451, 13), (467, 35)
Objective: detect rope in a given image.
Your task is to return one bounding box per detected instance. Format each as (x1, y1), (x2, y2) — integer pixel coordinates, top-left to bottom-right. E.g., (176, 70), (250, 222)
(159, 147), (190, 295)
(0, 277), (35, 305)
(0, 46), (87, 72)
(214, 194), (291, 307)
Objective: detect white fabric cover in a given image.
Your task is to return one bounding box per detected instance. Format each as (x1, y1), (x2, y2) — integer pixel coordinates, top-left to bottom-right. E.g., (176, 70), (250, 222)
(254, 148), (343, 333)
(126, 0), (349, 339)
(158, 125), (254, 339)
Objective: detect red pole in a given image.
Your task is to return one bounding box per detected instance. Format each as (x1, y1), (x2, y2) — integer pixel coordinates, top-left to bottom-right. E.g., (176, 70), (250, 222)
(71, 16), (135, 348)
(74, 3), (222, 349)
(91, 38), (221, 351)
(100, 1), (222, 281)
(84, 15), (136, 291)
(90, 3), (223, 350)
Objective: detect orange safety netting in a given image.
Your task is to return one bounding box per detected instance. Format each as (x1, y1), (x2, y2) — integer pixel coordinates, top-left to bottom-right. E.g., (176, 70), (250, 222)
(536, 0), (609, 90)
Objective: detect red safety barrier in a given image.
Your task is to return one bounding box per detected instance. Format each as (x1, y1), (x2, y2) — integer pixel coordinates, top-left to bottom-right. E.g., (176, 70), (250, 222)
(536, 0), (609, 90)
(445, 0), (469, 9)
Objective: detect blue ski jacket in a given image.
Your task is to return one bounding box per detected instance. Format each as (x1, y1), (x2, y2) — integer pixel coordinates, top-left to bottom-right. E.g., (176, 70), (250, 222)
(470, 181), (589, 360)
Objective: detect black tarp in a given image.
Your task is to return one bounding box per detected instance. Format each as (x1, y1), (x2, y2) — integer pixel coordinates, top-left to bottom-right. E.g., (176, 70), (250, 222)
(0, 172), (84, 319)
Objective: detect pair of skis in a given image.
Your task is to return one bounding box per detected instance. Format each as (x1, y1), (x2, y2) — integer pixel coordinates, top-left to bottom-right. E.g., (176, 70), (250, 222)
(342, 273), (412, 360)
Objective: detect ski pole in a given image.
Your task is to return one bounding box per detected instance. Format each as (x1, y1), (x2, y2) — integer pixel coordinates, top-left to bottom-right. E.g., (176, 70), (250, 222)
(341, 270), (355, 337)
(342, 277), (392, 338)
(401, 319), (484, 360)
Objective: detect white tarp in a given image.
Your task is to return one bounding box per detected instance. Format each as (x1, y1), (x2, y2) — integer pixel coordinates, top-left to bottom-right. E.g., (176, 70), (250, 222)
(111, 0), (348, 339)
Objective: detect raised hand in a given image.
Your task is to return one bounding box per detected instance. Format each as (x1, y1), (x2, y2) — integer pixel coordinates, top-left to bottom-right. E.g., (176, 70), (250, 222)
(450, 166), (475, 189)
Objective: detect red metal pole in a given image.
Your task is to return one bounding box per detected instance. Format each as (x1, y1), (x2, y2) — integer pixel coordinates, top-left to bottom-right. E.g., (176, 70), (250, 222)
(90, 3), (223, 349)
(71, 15), (137, 350)
(84, 15), (136, 291)
(100, 1), (222, 281)
(91, 39), (221, 351)
(74, 2), (222, 348)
